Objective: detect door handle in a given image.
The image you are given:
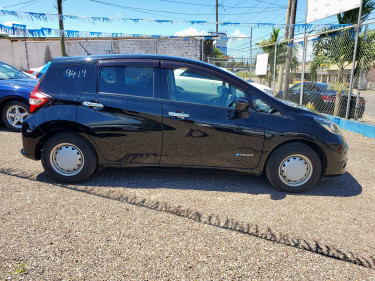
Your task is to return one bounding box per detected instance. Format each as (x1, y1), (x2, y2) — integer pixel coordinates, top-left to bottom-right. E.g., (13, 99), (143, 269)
(82, 101), (104, 109)
(168, 112), (189, 119)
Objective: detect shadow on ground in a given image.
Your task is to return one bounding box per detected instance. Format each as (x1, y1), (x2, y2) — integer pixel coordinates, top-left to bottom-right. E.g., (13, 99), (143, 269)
(0, 165), (372, 269)
(34, 166), (362, 199)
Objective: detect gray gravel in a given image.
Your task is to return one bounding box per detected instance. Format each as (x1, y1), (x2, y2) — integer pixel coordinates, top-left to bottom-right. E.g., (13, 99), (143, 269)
(1, 127), (375, 280)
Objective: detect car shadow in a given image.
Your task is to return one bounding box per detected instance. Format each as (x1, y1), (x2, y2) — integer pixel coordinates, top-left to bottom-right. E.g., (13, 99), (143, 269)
(31, 168), (373, 270)
(35, 166), (362, 199)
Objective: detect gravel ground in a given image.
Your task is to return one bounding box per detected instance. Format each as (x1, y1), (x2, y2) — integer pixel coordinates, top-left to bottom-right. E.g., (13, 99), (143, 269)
(0, 127), (375, 280)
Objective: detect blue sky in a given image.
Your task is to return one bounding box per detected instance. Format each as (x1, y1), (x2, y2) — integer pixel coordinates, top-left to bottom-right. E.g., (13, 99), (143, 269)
(0, 0), (362, 57)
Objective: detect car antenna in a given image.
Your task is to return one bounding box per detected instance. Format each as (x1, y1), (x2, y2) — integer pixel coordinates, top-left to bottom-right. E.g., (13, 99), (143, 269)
(78, 42), (91, 56)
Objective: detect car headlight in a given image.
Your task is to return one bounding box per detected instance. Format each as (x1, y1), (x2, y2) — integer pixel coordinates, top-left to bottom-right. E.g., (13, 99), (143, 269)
(314, 117), (342, 135)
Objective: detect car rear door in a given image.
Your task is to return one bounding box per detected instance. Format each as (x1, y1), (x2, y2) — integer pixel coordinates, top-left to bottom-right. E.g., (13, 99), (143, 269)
(159, 60), (264, 169)
(77, 59), (163, 164)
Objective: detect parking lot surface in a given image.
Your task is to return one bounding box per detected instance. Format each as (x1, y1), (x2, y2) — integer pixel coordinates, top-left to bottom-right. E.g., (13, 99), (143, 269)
(1, 127), (375, 280)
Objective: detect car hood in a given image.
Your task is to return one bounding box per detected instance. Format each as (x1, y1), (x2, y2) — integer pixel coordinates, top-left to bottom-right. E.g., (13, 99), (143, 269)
(0, 78), (38, 92)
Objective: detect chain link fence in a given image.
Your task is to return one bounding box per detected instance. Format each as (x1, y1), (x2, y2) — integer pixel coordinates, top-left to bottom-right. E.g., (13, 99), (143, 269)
(207, 22), (375, 126)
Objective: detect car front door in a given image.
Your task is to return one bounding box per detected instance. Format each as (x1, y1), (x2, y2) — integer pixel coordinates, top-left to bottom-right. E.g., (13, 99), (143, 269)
(160, 61), (264, 170)
(77, 59), (163, 164)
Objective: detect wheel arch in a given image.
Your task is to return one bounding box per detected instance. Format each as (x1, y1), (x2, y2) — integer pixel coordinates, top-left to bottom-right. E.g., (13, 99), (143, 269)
(34, 125), (101, 163)
(264, 139), (327, 177)
(0, 96), (30, 121)
(0, 95), (29, 110)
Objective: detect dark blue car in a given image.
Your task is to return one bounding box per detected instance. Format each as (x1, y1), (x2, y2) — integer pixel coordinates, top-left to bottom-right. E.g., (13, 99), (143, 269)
(0, 61), (38, 131)
(276, 82), (366, 118)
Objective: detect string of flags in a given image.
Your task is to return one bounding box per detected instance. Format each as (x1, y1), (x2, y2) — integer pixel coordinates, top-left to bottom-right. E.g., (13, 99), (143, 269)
(0, 9), (353, 31)
(0, 23), (216, 39)
(0, 22), (356, 46)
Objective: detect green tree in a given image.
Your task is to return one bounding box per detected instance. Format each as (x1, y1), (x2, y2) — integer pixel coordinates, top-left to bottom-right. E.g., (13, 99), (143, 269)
(257, 28), (298, 88)
(310, 0), (375, 116)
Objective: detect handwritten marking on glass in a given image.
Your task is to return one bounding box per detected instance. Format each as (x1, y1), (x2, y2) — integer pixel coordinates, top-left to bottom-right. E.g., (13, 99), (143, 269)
(66, 69), (86, 79)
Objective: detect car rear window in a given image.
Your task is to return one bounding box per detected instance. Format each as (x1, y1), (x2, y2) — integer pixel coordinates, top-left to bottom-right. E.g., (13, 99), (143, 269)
(56, 64), (90, 91)
(98, 66), (154, 98)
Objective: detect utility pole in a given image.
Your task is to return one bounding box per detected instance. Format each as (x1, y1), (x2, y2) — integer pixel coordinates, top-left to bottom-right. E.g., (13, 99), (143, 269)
(282, 0), (297, 99)
(216, 0), (219, 36)
(57, 0), (67, 56)
(277, 0), (292, 93)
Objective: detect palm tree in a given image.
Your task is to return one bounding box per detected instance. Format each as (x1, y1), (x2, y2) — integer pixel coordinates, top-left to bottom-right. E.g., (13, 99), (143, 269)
(310, 0), (375, 116)
(257, 28), (298, 89)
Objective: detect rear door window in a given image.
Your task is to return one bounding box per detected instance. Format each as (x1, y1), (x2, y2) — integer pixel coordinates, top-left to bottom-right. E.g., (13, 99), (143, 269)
(98, 66), (154, 98)
(56, 64), (91, 91)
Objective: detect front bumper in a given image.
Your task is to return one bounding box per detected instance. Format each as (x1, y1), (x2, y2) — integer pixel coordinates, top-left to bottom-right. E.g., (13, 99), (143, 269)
(324, 135), (348, 176)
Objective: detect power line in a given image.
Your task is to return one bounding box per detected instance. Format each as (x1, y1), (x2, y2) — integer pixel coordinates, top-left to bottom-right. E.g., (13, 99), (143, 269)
(89, 0), (280, 16)
(2, 0), (36, 8)
(151, 0), (288, 9)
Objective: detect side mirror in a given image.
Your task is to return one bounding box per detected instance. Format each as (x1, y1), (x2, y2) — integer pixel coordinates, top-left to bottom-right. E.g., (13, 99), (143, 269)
(235, 97), (250, 112)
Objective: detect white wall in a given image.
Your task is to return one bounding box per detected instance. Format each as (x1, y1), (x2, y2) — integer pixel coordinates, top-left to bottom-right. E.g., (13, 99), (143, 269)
(0, 37), (203, 70)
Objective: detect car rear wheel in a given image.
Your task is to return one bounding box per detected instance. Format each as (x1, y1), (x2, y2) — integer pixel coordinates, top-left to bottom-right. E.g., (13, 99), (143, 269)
(1, 101), (29, 132)
(41, 133), (97, 183)
(265, 143), (322, 193)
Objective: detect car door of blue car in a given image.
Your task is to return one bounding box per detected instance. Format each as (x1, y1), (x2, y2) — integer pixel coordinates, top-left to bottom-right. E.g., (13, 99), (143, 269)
(77, 59), (163, 164)
(159, 60), (265, 170)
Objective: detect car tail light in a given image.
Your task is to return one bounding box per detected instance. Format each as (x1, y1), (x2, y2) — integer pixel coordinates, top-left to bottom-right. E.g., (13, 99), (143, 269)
(28, 70), (33, 74)
(322, 95), (336, 102)
(359, 99), (366, 105)
(29, 82), (52, 113)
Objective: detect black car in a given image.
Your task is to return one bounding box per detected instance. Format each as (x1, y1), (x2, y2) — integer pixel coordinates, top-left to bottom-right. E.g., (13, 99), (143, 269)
(21, 55), (348, 193)
(276, 82), (365, 118)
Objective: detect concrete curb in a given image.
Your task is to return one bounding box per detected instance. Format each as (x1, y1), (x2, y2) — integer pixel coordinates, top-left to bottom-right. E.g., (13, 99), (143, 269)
(324, 114), (375, 139)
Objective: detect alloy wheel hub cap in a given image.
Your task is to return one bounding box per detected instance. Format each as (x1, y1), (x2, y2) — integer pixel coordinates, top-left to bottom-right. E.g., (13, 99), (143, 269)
(7, 105), (28, 128)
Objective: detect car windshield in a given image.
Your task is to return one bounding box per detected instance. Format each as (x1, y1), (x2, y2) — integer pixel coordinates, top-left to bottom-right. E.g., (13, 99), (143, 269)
(0, 63), (28, 80)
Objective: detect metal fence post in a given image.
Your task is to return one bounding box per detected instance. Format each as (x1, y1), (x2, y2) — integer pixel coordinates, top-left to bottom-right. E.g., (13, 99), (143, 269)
(201, 38), (204, 61)
(299, 28), (308, 105)
(110, 35), (113, 54)
(346, 0), (363, 119)
(272, 42), (277, 95)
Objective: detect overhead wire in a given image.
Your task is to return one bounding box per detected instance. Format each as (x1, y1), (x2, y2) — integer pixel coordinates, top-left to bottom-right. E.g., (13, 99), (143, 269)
(89, 0), (280, 17)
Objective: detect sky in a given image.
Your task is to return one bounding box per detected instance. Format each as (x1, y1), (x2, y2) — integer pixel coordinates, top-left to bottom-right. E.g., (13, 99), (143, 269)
(0, 0), (366, 57)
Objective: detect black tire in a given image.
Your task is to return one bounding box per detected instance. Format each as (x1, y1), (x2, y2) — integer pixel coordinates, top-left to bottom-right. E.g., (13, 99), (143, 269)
(265, 143), (322, 193)
(1, 100), (29, 132)
(41, 133), (97, 183)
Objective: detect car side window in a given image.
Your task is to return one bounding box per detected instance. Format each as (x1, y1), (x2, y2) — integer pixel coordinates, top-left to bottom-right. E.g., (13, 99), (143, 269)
(98, 66), (154, 98)
(304, 83), (316, 92)
(251, 93), (279, 114)
(167, 67), (245, 107)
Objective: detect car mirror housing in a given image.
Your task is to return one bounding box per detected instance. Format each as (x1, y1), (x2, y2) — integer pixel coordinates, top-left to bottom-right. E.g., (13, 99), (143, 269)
(235, 97), (250, 112)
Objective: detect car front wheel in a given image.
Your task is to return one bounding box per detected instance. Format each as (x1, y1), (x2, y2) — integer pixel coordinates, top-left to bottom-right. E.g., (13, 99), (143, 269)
(41, 133), (97, 183)
(265, 143), (322, 193)
(1, 101), (29, 132)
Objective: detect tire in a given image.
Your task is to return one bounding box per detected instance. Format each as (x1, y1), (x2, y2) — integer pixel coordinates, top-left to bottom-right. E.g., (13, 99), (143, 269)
(1, 100), (29, 132)
(41, 133), (98, 183)
(265, 143), (322, 193)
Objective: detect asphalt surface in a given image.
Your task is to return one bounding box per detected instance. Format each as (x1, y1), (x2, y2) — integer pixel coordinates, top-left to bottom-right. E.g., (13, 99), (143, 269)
(0, 127), (375, 280)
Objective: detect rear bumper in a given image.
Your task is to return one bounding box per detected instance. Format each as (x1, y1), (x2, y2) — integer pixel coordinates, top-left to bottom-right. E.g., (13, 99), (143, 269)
(21, 121), (42, 160)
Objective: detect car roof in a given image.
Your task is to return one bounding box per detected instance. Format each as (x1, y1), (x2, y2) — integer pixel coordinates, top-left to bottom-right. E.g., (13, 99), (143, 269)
(51, 54), (247, 86)
(304, 82), (328, 86)
(52, 54), (207, 65)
